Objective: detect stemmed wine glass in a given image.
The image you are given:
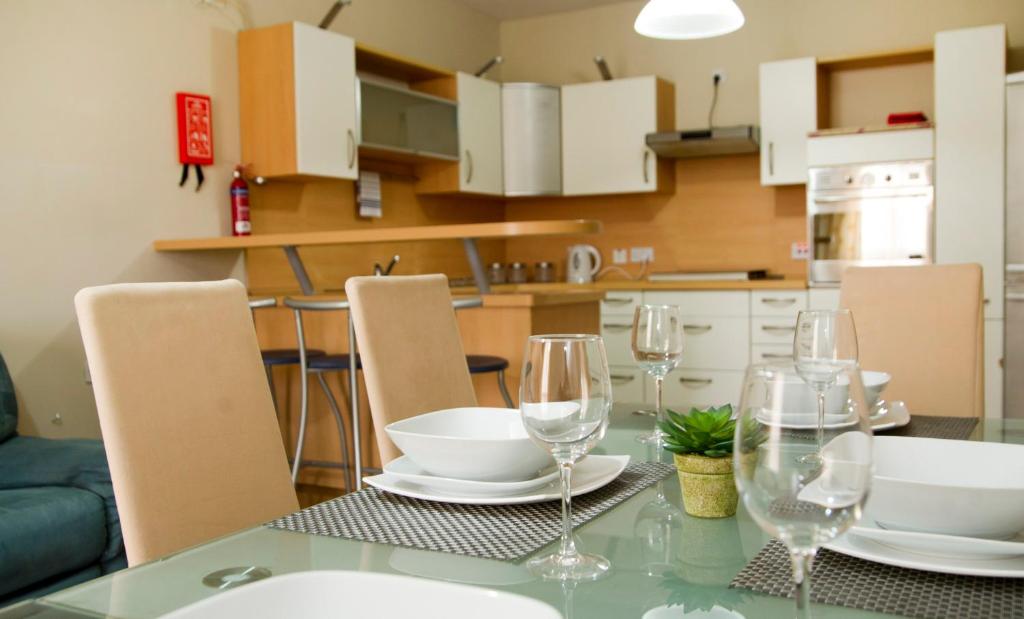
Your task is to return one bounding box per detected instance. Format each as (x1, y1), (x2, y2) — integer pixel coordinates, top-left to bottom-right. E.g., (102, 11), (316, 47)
(520, 334), (612, 581)
(632, 305), (684, 445)
(734, 361), (873, 618)
(793, 309), (858, 458)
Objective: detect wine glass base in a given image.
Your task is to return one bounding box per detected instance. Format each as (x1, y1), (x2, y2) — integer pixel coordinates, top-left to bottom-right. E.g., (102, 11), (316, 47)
(527, 551), (611, 582)
(635, 430), (665, 446)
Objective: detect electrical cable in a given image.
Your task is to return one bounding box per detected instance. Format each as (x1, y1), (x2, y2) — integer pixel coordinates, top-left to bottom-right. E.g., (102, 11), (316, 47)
(708, 73), (721, 129)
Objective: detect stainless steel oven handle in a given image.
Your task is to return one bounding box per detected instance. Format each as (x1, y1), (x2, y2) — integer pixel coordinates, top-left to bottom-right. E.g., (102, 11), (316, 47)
(813, 192), (930, 203)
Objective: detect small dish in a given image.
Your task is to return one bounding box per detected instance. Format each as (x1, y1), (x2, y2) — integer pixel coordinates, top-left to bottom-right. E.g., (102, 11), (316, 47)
(869, 399), (911, 432)
(383, 456), (558, 497)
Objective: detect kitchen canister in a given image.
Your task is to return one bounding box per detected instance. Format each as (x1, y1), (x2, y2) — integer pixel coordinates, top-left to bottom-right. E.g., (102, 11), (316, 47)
(508, 262), (528, 284)
(534, 261), (555, 283)
(488, 262), (507, 285)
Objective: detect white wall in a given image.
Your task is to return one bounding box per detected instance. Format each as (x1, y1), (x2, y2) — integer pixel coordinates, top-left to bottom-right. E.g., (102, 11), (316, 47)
(0, 0), (498, 439)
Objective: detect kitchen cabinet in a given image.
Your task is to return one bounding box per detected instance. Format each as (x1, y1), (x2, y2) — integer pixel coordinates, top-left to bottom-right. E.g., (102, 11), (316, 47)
(759, 57), (817, 185)
(561, 76), (675, 196)
(502, 83), (561, 196)
(239, 22), (358, 180)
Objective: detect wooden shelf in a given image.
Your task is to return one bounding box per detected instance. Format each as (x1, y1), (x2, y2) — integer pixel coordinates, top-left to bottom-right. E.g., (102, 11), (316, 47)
(153, 219), (603, 252)
(355, 42), (454, 82)
(818, 45), (933, 72)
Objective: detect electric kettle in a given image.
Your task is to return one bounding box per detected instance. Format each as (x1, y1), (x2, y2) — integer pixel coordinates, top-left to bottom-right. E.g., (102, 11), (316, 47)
(566, 244), (602, 283)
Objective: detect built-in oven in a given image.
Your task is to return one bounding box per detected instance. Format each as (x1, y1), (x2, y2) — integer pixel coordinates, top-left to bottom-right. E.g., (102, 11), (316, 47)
(807, 160), (934, 286)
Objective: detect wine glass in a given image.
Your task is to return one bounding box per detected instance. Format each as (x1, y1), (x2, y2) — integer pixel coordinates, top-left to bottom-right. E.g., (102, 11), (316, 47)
(734, 361), (873, 618)
(793, 309), (858, 458)
(520, 334), (612, 581)
(632, 305), (684, 445)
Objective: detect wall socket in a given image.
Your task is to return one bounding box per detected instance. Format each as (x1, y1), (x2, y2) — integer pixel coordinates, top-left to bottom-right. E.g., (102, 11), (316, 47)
(630, 247), (655, 263)
(612, 248), (628, 265)
(791, 241), (810, 260)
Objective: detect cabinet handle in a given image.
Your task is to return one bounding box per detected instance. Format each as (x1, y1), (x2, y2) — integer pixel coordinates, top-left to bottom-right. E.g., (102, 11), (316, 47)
(760, 352), (793, 360)
(760, 297), (797, 307)
(768, 142), (774, 177)
(679, 377), (713, 387)
(602, 323), (632, 332)
(683, 324), (712, 334)
(347, 129), (356, 169)
(603, 297), (633, 306)
(642, 150), (650, 184)
(610, 374), (636, 385)
(761, 325), (796, 333)
(465, 150), (473, 185)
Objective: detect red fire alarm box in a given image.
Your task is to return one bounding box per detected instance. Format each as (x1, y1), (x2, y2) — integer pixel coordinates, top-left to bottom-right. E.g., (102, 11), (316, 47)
(176, 93), (214, 166)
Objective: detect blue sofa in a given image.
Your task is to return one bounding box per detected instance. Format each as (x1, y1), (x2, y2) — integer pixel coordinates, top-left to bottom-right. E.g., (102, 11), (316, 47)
(0, 353), (125, 606)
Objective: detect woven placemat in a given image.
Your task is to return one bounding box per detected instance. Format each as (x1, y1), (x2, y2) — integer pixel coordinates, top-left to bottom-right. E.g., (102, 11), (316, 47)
(884, 415), (978, 440)
(731, 539), (1024, 619)
(267, 461), (674, 562)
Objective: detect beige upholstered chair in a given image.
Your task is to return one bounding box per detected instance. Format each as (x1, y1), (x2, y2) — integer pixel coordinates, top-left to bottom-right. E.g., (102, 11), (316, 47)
(75, 280), (298, 566)
(839, 264), (984, 418)
(345, 274), (477, 464)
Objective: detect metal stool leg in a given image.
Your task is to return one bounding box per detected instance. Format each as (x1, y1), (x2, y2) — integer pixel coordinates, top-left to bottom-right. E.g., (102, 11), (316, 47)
(264, 364), (280, 414)
(497, 369), (514, 408)
(348, 313), (362, 490)
(291, 309), (310, 483)
(316, 372), (351, 493)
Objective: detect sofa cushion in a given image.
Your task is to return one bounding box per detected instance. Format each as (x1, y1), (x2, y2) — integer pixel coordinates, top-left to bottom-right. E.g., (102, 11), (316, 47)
(0, 353), (15, 443)
(0, 487), (106, 598)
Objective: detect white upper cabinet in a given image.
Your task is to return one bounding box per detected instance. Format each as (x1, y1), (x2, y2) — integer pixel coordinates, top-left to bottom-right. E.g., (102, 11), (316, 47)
(239, 22), (358, 180)
(935, 24), (1006, 318)
(759, 58), (817, 185)
(561, 76), (673, 196)
(457, 72), (503, 195)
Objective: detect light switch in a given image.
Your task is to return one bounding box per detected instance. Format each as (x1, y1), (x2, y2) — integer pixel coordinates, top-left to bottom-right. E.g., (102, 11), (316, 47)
(630, 247), (655, 263)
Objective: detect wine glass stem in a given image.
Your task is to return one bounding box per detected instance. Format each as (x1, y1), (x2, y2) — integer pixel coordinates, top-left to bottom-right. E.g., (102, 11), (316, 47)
(557, 461), (578, 560)
(790, 548), (815, 619)
(815, 389), (826, 452)
(654, 375), (665, 438)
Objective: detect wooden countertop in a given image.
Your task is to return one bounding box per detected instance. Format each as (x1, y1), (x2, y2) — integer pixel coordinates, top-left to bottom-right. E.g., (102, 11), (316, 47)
(451, 279), (808, 293)
(154, 220), (602, 252)
(262, 290), (605, 309)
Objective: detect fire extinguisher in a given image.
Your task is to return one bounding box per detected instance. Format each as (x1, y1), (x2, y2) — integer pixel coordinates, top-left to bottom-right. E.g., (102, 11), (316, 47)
(230, 166), (252, 236)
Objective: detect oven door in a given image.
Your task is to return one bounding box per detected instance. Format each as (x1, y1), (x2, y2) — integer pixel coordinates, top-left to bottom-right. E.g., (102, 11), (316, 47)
(807, 188), (934, 285)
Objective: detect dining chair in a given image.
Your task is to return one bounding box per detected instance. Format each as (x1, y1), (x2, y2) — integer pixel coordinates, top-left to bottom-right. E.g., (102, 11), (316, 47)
(75, 280), (299, 566)
(839, 264), (984, 418)
(345, 274), (478, 464)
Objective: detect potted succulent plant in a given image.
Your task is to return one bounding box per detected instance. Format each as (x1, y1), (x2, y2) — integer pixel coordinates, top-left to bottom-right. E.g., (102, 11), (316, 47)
(659, 405), (746, 518)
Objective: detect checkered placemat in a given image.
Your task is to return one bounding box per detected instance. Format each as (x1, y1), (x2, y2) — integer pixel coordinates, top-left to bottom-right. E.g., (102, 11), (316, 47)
(731, 539), (1024, 619)
(267, 461), (674, 562)
(884, 415), (978, 440)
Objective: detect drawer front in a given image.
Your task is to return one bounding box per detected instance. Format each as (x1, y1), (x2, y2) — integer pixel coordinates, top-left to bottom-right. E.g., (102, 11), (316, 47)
(751, 343), (794, 364)
(609, 366), (645, 403)
(751, 290), (808, 317)
(601, 290), (642, 316)
(751, 316), (798, 345)
(601, 319), (634, 366)
(642, 291), (750, 318)
(679, 316), (750, 370)
(656, 369), (745, 410)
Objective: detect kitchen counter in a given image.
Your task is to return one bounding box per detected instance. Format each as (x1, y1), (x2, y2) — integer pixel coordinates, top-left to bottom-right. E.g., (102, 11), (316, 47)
(450, 279), (808, 294)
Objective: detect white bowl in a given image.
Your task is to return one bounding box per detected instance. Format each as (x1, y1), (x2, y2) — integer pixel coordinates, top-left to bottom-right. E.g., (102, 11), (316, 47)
(869, 436), (1024, 538)
(385, 407), (553, 482)
(777, 370), (891, 417)
(861, 370), (891, 409)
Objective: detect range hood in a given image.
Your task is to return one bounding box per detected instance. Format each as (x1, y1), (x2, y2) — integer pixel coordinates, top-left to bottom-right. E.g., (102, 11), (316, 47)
(646, 125), (760, 158)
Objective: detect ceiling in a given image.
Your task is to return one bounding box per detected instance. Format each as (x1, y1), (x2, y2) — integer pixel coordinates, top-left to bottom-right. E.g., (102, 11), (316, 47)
(457, 0), (633, 21)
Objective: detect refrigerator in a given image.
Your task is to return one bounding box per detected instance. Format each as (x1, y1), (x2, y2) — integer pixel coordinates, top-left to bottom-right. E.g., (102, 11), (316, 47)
(1005, 73), (1024, 418)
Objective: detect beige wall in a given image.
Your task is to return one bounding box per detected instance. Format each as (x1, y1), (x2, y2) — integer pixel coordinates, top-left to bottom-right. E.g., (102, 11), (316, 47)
(0, 0), (498, 439)
(498, 0), (1024, 129)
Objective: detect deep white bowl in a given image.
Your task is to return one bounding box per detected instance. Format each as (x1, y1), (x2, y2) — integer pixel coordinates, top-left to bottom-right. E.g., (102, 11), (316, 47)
(869, 436), (1024, 538)
(385, 407), (554, 482)
(861, 370), (891, 409)
(779, 370), (891, 415)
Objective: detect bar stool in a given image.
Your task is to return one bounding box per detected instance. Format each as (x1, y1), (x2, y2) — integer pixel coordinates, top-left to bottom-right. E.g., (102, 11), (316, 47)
(451, 298), (515, 408)
(248, 297), (325, 415)
(282, 297), (360, 489)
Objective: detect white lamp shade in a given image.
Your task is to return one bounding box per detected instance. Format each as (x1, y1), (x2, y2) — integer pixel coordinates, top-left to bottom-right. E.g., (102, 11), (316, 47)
(634, 0), (745, 40)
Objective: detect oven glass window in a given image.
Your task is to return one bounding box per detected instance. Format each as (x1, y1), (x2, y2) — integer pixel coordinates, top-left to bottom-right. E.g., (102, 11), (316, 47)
(811, 197), (931, 262)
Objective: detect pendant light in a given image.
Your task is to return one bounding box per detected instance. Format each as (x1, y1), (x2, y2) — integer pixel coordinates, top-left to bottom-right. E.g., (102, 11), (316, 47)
(634, 0), (745, 40)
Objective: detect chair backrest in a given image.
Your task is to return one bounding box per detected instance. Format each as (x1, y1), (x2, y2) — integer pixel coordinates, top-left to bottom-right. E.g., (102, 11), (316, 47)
(75, 280), (298, 566)
(345, 274), (477, 463)
(839, 264), (984, 418)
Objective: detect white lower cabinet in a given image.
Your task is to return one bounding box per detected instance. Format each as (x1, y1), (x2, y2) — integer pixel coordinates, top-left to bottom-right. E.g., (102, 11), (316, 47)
(751, 343), (794, 363)
(751, 316), (798, 345)
(609, 367), (645, 403)
(654, 370), (745, 411)
(601, 318), (634, 366)
(679, 316), (750, 370)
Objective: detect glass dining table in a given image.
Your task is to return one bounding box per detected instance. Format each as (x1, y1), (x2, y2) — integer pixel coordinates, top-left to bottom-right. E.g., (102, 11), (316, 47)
(11, 406), (1024, 619)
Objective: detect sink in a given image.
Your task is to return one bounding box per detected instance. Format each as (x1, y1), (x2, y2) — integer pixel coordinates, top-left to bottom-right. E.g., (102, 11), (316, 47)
(161, 570), (560, 618)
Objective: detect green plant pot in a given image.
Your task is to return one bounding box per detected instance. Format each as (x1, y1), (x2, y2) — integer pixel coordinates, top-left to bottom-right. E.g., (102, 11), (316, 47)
(673, 453), (738, 519)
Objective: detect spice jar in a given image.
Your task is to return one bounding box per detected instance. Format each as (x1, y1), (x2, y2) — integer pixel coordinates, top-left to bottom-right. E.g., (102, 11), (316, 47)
(488, 262), (506, 285)
(534, 261), (555, 283)
(508, 262), (528, 284)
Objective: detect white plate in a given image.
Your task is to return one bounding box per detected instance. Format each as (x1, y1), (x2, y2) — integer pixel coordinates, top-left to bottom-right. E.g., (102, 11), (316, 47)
(383, 456), (558, 497)
(869, 399), (911, 432)
(757, 410), (858, 430)
(849, 521), (1024, 560)
(827, 531), (1024, 578)
(364, 455), (630, 505)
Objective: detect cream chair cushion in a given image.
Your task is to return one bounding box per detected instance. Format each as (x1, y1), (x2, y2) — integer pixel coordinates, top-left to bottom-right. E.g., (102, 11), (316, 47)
(75, 280), (298, 566)
(839, 264), (984, 418)
(345, 274), (477, 463)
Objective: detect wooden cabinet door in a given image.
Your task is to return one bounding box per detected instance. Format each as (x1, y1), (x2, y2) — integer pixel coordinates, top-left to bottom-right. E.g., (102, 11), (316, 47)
(457, 73), (503, 195)
(759, 58), (816, 185)
(292, 22), (358, 180)
(561, 77), (659, 196)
